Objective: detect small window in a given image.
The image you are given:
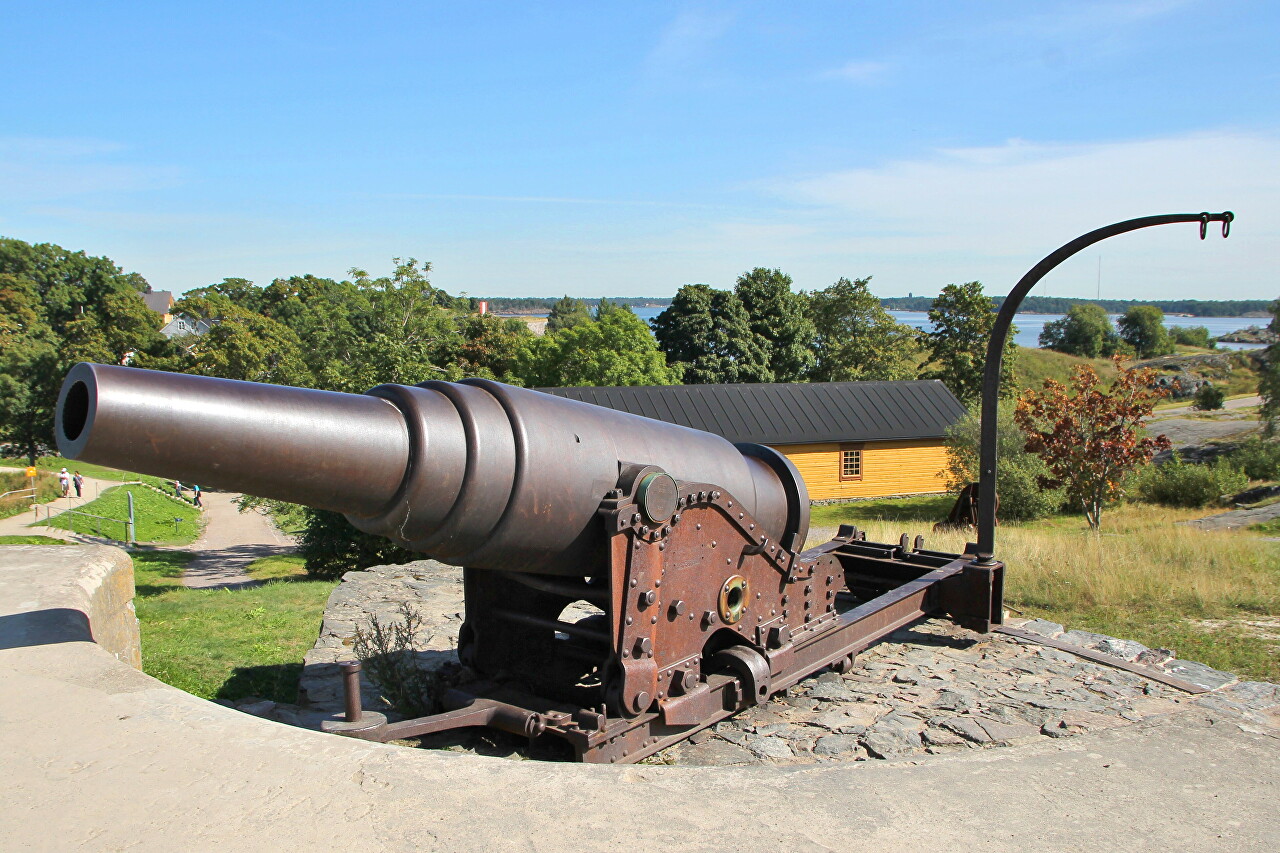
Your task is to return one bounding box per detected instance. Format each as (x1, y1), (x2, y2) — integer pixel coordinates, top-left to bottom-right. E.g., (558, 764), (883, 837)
(840, 446), (863, 481)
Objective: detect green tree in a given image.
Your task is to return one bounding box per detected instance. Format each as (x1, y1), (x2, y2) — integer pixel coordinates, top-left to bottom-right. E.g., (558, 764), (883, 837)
(316, 259), (461, 391)
(0, 239), (168, 459)
(1038, 303), (1121, 358)
(808, 276), (917, 382)
(257, 274), (372, 381)
(523, 304), (681, 387)
(0, 277), (62, 462)
(1260, 299), (1280, 435)
(1169, 325), (1216, 349)
(183, 277), (263, 312)
(448, 313), (535, 383)
(943, 405), (1063, 521)
(920, 281), (1016, 405)
(164, 294), (313, 386)
(1117, 305), (1173, 359)
(734, 268), (815, 382)
(652, 284), (773, 384)
(297, 508), (415, 580)
(546, 295), (592, 333)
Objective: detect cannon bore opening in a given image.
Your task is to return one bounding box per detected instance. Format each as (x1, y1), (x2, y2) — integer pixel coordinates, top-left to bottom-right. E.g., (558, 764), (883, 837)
(61, 381), (90, 443)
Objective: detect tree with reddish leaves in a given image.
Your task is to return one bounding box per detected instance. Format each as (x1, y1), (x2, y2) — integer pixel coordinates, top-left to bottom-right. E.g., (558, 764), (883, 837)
(1014, 357), (1171, 530)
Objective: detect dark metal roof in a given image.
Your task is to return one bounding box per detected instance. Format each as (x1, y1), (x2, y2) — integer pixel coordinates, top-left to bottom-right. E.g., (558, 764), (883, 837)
(142, 291), (174, 313)
(538, 381), (966, 446)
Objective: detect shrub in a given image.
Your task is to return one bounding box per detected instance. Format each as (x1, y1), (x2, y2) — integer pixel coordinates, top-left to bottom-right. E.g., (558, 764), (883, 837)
(353, 602), (456, 718)
(1132, 456), (1248, 508)
(1192, 383), (1226, 411)
(1170, 325), (1216, 349)
(1229, 437), (1280, 481)
(944, 406), (1064, 521)
(297, 507), (415, 580)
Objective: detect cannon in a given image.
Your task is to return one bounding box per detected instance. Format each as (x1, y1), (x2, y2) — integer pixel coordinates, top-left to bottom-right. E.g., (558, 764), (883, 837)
(56, 362), (1003, 763)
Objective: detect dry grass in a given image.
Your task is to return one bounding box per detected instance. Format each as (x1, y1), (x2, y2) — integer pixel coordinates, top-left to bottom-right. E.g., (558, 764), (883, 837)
(810, 503), (1279, 680)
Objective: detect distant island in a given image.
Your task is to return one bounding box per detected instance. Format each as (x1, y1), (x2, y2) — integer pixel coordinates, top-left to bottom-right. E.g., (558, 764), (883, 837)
(879, 295), (1273, 317)
(480, 294), (1271, 318)
(482, 297), (671, 314)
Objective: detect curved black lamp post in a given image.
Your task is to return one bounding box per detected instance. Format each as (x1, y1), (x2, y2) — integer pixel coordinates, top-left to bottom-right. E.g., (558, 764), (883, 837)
(974, 211), (1234, 564)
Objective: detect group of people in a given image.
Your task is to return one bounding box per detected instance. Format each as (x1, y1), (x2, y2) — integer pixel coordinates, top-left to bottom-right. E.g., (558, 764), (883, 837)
(54, 467), (203, 509)
(173, 480), (203, 507)
(56, 468), (83, 498)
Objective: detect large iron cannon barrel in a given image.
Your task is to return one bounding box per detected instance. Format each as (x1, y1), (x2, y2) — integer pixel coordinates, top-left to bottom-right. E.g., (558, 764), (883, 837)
(55, 363), (808, 574)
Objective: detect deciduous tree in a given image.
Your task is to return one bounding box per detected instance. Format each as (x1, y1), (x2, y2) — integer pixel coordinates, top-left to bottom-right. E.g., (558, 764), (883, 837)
(734, 268), (815, 382)
(652, 284), (772, 384)
(1117, 305), (1173, 359)
(920, 281), (1016, 405)
(546, 295), (592, 333)
(1038, 303), (1120, 358)
(523, 303), (681, 387)
(1014, 357), (1170, 529)
(808, 276), (917, 382)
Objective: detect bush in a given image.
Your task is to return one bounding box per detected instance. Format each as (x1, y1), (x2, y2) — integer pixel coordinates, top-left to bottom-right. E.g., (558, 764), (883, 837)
(944, 406), (1064, 521)
(1170, 325), (1216, 349)
(353, 602), (457, 717)
(1132, 456), (1248, 508)
(298, 508), (415, 580)
(1192, 383), (1226, 411)
(1229, 437), (1280, 481)
(0, 470), (60, 520)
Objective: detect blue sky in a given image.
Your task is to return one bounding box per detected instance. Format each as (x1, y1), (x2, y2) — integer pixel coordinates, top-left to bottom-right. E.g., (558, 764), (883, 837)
(2, 1), (1277, 300)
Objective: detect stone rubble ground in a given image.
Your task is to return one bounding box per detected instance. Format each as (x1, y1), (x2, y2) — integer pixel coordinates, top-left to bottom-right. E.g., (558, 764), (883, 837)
(234, 559), (1279, 765)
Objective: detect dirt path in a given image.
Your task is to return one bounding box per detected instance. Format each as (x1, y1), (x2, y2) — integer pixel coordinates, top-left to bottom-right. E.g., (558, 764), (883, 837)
(1153, 394), (1262, 418)
(181, 489), (295, 589)
(1147, 396), (1263, 450)
(1, 467), (295, 588)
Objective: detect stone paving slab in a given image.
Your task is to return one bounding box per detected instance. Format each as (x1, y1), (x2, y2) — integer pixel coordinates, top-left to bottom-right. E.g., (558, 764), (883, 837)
(281, 559), (1278, 768)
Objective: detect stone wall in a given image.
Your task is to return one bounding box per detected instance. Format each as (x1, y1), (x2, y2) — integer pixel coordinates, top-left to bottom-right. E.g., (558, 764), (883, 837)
(0, 544), (140, 668)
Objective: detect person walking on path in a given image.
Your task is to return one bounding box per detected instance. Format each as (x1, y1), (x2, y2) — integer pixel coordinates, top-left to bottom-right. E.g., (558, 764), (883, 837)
(192, 484), (202, 507)
(72, 471), (84, 498)
(58, 468), (71, 498)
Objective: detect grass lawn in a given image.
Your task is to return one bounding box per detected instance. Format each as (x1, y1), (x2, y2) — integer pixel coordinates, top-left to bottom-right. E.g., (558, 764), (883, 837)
(0, 534), (69, 545)
(132, 551), (334, 704)
(824, 501), (1279, 682)
(44, 484), (203, 545)
(245, 553), (308, 581)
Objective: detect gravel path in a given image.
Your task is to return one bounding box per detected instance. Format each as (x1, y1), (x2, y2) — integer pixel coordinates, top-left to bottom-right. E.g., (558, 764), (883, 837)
(0, 468), (136, 540)
(1155, 394), (1261, 418)
(0, 467), (295, 588)
(180, 489), (295, 589)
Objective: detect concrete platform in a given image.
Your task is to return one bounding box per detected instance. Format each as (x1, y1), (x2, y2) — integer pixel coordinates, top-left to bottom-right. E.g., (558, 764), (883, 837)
(1, 545), (1277, 852)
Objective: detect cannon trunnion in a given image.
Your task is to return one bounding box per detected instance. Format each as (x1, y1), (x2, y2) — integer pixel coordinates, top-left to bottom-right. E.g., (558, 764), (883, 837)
(56, 363), (1003, 763)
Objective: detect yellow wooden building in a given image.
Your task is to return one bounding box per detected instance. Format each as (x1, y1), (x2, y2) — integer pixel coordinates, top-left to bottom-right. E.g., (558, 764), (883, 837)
(540, 381), (965, 502)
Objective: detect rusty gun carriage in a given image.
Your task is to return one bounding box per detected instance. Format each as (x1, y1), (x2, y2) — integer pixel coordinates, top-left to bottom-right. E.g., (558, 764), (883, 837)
(56, 362), (1003, 763)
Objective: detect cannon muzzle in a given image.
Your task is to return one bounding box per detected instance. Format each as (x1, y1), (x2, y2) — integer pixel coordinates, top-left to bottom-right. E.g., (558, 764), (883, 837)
(56, 364), (808, 574)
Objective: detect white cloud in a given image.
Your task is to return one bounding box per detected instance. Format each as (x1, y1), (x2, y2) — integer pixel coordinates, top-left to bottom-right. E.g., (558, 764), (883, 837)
(819, 60), (888, 83)
(641, 7), (736, 83)
(755, 131), (1279, 297)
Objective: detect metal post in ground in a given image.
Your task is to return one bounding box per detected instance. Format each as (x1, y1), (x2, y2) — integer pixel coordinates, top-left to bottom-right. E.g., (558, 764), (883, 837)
(127, 490), (135, 544)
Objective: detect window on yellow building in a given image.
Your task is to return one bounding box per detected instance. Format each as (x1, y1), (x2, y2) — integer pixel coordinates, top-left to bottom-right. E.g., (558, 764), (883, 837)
(840, 445), (863, 481)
